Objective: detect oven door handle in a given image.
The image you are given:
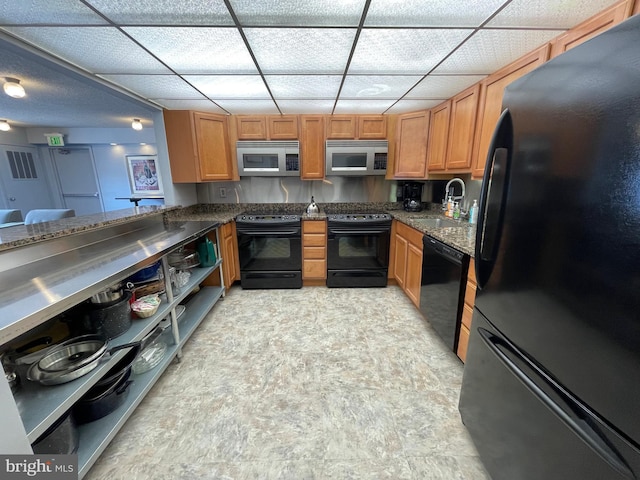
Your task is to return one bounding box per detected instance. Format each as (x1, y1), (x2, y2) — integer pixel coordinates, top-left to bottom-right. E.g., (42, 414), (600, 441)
(237, 229), (300, 236)
(328, 228), (388, 235)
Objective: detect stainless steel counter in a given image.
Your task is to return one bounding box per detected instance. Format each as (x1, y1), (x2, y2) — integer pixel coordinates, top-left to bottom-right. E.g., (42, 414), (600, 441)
(0, 216), (218, 346)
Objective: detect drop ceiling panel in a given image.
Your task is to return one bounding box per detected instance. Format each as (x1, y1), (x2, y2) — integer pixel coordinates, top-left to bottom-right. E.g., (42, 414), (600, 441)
(99, 74), (205, 99)
(340, 75), (422, 98)
(365, 0), (506, 27)
(4, 27), (171, 74)
(432, 29), (561, 75)
(334, 99), (396, 114)
(229, 0), (365, 26)
(185, 75), (270, 99)
(277, 99), (335, 114)
(0, 0), (108, 25)
(85, 0), (234, 26)
(486, 0), (616, 28)
(386, 99), (442, 113)
(214, 99), (279, 114)
(151, 99), (226, 113)
(265, 75), (343, 99)
(349, 29), (472, 74)
(406, 74), (487, 99)
(244, 28), (356, 74)
(124, 27), (257, 74)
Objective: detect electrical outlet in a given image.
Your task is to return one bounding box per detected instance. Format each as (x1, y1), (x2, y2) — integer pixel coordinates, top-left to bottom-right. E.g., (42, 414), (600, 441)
(219, 187), (227, 198)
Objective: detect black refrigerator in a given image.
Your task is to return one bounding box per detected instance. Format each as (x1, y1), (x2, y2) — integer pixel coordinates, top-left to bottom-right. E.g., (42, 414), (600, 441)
(459, 15), (640, 480)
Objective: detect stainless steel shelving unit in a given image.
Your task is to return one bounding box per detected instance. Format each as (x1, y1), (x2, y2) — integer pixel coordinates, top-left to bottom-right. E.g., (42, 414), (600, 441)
(0, 215), (226, 479)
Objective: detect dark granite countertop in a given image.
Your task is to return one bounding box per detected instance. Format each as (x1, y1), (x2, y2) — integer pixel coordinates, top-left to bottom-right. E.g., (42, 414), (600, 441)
(167, 202), (477, 257)
(0, 205), (179, 252)
(0, 202), (476, 257)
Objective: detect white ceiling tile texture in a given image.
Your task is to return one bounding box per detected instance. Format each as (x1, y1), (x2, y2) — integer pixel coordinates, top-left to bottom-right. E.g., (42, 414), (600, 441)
(0, 0), (623, 121)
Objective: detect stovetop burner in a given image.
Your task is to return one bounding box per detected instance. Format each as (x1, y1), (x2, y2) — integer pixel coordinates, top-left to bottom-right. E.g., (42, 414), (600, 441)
(326, 213), (391, 223)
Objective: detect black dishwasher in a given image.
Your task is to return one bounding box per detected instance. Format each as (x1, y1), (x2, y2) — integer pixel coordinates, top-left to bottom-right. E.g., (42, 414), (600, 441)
(420, 235), (469, 354)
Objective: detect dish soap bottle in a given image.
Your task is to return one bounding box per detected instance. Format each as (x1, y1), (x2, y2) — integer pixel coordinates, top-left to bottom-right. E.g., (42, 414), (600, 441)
(469, 199), (478, 224)
(446, 196), (454, 217)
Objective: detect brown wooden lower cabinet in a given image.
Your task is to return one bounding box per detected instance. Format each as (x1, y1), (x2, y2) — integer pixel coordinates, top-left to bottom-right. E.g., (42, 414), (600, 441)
(221, 221), (240, 290)
(390, 221), (423, 308)
(303, 220), (327, 284)
(457, 259), (477, 362)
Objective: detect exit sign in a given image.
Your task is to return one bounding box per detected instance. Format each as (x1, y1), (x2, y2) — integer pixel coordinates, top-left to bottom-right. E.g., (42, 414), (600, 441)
(45, 133), (65, 147)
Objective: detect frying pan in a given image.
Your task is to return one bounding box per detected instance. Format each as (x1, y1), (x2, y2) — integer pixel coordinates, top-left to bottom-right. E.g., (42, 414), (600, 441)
(28, 328), (161, 386)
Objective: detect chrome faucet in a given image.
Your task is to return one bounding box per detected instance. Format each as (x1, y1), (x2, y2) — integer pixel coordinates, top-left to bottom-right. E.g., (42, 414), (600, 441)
(445, 177), (466, 209)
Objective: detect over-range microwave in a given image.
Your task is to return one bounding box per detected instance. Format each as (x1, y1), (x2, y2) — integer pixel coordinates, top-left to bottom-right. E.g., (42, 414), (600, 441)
(236, 140), (300, 176)
(325, 140), (388, 176)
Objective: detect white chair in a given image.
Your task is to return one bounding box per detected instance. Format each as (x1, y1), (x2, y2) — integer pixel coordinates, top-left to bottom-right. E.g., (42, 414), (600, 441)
(24, 209), (75, 224)
(0, 209), (23, 224)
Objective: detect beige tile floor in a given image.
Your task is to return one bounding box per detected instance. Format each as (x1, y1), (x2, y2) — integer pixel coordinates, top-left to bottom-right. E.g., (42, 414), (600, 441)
(85, 286), (490, 480)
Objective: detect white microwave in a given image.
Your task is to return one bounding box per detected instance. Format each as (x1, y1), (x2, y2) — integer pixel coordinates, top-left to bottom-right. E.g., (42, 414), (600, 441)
(325, 140), (388, 176)
(236, 140), (300, 176)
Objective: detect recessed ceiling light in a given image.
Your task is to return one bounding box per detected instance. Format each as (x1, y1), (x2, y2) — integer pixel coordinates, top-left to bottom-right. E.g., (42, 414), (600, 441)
(110, 142), (118, 146)
(140, 143), (147, 145)
(3, 78), (25, 98)
(131, 118), (143, 131)
(0, 120), (11, 131)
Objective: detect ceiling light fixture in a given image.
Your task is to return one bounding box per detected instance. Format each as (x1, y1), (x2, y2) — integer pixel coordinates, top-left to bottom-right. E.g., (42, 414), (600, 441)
(131, 118), (143, 131)
(0, 120), (11, 131)
(4, 78), (25, 98)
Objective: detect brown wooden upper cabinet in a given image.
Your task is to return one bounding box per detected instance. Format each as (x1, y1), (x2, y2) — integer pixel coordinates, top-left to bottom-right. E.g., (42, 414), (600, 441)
(164, 110), (235, 182)
(300, 115), (325, 180)
(550, 0), (634, 57)
(445, 84), (480, 171)
(235, 115), (299, 140)
(393, 110), (430, 178)
(634, 0), (640, 15)
(471, 45), (550, 178)
(325, 115), (387, 139)
(426, 100), (451, 172)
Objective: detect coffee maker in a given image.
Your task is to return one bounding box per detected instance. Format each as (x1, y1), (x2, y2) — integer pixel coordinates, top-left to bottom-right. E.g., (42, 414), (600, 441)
(401, 181), (424, 212)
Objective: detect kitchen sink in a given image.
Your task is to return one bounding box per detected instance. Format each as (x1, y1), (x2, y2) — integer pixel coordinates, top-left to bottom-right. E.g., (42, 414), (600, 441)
(413, 217), (465, 229)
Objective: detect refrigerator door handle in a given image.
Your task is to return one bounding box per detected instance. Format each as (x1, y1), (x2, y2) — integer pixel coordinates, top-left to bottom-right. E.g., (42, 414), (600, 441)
(477, 327), (635, 479)
(475, 109), (513, 289)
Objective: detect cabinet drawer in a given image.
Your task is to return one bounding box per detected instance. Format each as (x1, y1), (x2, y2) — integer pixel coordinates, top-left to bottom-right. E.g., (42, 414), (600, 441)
(468, 260), (476, 284)
(395, 221), (424, 248)
(304, 246), (325, 259)
(303, 221), (327, 234)
(303, 259), (326, 278)
(304, 233), (326, 247)
(462, 303), (474, 329)
(465, 280), (477, 306)
(457, 324), (470, 363)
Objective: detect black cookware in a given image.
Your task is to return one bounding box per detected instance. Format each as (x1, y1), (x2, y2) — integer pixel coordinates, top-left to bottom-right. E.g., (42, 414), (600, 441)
(85, 291), (133, 340)
(73, 367), (133, 424)
(31, 409), (79, 454)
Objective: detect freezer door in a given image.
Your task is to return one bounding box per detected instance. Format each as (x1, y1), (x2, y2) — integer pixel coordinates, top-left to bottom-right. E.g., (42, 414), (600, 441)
(473, 15), (640, 444)
(459, 311), (640, 480)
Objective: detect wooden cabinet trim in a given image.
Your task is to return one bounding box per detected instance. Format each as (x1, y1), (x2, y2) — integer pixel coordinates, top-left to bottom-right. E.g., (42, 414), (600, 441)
(326, 115), (357, 139)
(426, 100), (451, 172)
(268, 115), (299, 139)
(550, 0), (633, 57)
(445, 84), (480, 171)
(457, 324), (470, 362)
(358, 115), (387, 139)
(303, 220), (327, 234)
(471, 45), (550, 178)
(236, 115), (267, 140)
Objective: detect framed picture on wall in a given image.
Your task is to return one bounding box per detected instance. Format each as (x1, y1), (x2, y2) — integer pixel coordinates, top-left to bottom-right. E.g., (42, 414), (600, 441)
(126, 155), (164, 197)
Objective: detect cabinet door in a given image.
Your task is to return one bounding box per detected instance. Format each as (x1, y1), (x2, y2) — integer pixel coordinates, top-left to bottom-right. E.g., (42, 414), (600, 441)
(550, 0), (633, 57)
(163, 110), (198, 183)
(221, 221), (239, 288)
(268, 115), (299, 139)
(194, 112), (234, 181)
(426, 100), (451, 172)
(326, 115), (357, 139)
(634, 0), (640, 15)
(300, 115), (325, 179)
(394, 110), (430, 178)
(393, 233), (408, 289)
(445, 84), (480, 171)
(405, 242), (423, 308)
(236, 116), (267, 140)
(471, 45), (550, 178)
(358, 115), (387, 139)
